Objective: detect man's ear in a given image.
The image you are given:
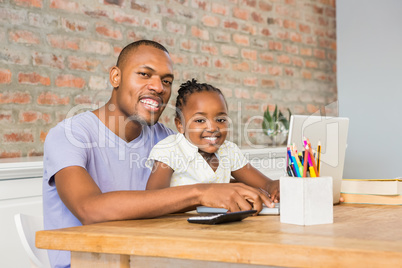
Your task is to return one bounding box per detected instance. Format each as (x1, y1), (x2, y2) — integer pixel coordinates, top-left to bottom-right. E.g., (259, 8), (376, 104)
(175, 117), (184, 134)
(110, 66), (121, 88)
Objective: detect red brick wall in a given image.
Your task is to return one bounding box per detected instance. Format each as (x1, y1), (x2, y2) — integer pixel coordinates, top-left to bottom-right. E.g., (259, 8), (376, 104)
(0, 0), (337, 158)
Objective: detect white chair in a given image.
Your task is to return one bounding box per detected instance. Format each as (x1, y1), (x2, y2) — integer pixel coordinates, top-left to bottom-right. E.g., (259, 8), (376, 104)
(14, 213), (51, 268)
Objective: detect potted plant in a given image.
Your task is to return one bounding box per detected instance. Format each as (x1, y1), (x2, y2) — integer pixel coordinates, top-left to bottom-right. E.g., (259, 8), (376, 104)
(262, 105), (292, 146)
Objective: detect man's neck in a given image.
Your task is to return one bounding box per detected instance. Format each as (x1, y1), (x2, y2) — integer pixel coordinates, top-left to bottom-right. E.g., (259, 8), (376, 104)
(93, 104), (142, 143)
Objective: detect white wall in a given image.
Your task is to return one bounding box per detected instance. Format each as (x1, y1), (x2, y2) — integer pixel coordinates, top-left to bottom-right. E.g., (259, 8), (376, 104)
(337, 0), (402, 179)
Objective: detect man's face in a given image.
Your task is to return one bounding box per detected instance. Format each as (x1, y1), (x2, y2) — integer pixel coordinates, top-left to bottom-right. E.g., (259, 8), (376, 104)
(111, 45), (174, 126)
(175, 91), (229, 155)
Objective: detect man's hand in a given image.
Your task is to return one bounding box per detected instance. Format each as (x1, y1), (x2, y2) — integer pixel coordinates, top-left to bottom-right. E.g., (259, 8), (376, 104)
(197, 183), (273, 214)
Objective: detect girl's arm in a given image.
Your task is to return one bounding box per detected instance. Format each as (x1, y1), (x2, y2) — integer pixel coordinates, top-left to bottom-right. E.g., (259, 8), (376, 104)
(231, 163), (280, 203)
(146, 161), (174, 190)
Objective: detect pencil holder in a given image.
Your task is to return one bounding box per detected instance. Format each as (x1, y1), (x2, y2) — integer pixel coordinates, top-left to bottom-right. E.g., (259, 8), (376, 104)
(280, 176), (333, 225)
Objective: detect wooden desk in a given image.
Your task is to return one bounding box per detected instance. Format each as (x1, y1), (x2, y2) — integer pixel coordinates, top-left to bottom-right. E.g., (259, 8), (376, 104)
(36, 204), (402, 267)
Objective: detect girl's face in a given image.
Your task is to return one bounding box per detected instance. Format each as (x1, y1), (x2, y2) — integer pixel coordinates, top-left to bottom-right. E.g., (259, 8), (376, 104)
(175, 91), (229, 155)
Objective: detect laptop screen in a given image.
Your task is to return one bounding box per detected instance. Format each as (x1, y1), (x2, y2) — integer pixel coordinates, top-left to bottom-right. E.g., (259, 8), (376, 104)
(287, 115), (349, 204)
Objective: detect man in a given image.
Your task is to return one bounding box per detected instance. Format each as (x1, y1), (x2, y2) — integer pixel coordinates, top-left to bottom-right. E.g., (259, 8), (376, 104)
(43, 40), (277, 267)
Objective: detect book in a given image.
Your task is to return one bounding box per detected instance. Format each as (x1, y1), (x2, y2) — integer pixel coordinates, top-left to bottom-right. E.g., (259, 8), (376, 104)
(196, 203), (280, 215)
(341, 193), (402, 205)
(341, 178), (402, 195)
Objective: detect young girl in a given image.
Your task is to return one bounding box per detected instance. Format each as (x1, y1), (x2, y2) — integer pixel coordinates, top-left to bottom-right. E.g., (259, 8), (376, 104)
(146, 79), (279, 205)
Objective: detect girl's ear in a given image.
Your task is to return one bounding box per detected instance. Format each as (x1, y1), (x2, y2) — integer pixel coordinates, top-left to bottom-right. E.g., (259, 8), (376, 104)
(110, 66), (121, 88)
(175, 117), (184, 134)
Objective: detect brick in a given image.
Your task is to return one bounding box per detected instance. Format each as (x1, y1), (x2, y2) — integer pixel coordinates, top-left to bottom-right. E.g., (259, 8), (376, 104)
(50, 0), (79, 12)
(68, 56), (99, 72)
(55, 74), (85, 89)
(81, 40), (112, 55)
(276, 31), (289, 40)
(213, 58), (230, 69)
(253, 91), (268, 100)
(241, 0), (256, 8)
(233, 7), (249, 20)
(131, 1), (149, 13)
(191, 26), (209, 40)
(305, 60), (318, 68)
(152, 37), (175, 48)
(180, 39), (197, 52)
(233, 33), (249, 46)
(252, 63), (267, 74)
(299, 23), (311, 33)
(260, 28), (271, 36)
(42, 113), (52, 123)
(169, 53), (189, 65)
(225, 74), (241, 85)
(13, 0), (43, 8)
(142, 18), (161, 30)
(300, 48), (312, 56)
(192, 0), (210, 11)
(278, 80), (291, 89)
(242, 24), (257, 35)
(232, 62), (250, 72)
(307, 104), (319, 114)
(284, 67), (294, 76)
(0, 111), (13, 123)
(3, 131), (34, 143)
(277, 54), (291, 64)
(269, 41), (283, 51)
(251, 12), (264, 24)
(201, 15), (220, 27)
(260, 52), (274, 62)
(235, 88), (250, 99)
(104, 0), (124, 6)
(290, 32), (302, 42)
(214, 31), (231, 43)
(192, 55), (210, 67)
(18, 72), (50, 86)
(292, 57), (304, 67)
(27, 149), (44, 157)
(223, 20), (239, 30)
(47, 35), (80, 50)
(83, 7), (109, 18)
(40, 130), (48, 142)
(95, 23), (123, 40)
(0, 151), (22, 158)
(89, 76), (108, 90)
(113, 11), (140, 25)
(302, 71), (312, 79)
(286, 45), (299, 54)
(37, 92), (70, 105)
(0, 91), (31, 104)
(221, 45), (238, 58)
(33, 52), (64, 69)
(268, 66), (282, 76)
(275, 5), (289, 16)
(200, 44), (218, 55)
(211, 3), (228, 15)
(0, 69), (12, 84)
(19, 111), (40, 123)
(166, 21), (187, 35)
(241, 49), (257, 61)
(259, 1), (273, 11)
(61, 18), (88, 32)
(9, 29), (40, 44)
(204, 73), (221, 83)
(74, 94), (92, 104)
(243, 77), (258, 87)
(314, 49), (326, 59)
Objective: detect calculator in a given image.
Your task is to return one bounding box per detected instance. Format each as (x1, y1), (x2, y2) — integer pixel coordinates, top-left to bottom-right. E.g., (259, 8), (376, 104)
(187, 210), (257, 225)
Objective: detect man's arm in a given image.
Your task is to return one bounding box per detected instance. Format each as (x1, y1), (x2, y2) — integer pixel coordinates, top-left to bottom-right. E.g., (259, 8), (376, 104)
(55, 166), (271, 225)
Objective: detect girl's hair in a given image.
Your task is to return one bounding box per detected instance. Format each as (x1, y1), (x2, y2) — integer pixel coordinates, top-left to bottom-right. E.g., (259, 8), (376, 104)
(175, 79), (227, 120)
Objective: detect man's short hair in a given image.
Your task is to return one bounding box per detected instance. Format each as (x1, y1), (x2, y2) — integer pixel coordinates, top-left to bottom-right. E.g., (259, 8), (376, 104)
(116, 40), (169, 68)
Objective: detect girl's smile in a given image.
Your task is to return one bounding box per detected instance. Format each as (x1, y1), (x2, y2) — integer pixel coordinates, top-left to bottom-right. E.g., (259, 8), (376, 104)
(175, 91), (229, 155)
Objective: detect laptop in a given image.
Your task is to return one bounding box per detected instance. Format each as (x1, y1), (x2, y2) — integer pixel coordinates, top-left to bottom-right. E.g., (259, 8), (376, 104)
(287, 115), (349, 204)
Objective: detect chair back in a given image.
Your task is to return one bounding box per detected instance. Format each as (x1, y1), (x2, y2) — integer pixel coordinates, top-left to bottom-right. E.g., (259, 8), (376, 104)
(14, 213), (51, 268)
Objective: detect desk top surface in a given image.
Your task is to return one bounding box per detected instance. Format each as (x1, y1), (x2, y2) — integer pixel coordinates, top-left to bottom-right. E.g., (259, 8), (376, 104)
(36, 204), (402, 267)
